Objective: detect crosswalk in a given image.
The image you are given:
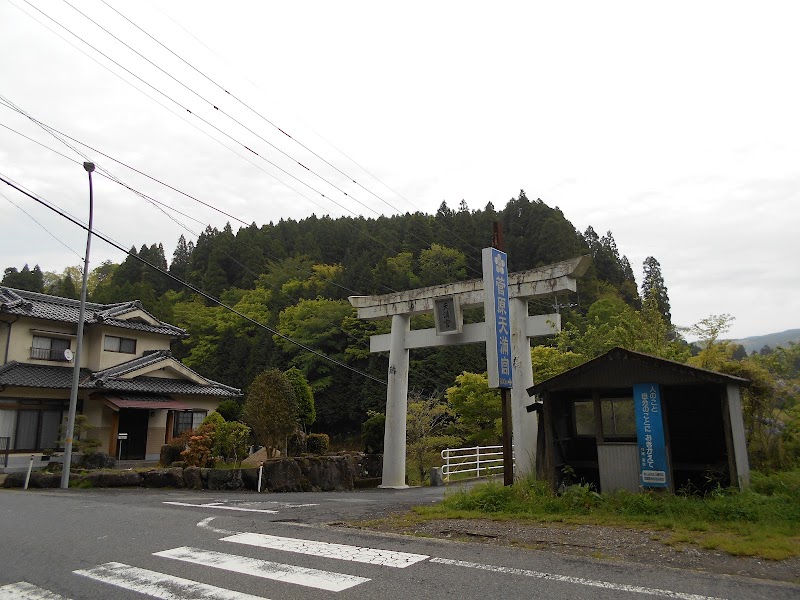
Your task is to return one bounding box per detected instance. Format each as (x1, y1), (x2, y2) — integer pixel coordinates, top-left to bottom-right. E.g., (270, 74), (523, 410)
(0, 530), (429, 599)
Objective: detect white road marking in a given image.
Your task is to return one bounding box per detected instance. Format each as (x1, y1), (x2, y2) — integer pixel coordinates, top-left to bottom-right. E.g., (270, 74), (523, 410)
(0, 582), (70, 599)
(155, 546), (369, 592)
(223, 532), (430, 568)
(75, 562), (267, 599)
(163, 501), (278, 514)
(430, 557), (727, 600)
(197, 516), (236, 535)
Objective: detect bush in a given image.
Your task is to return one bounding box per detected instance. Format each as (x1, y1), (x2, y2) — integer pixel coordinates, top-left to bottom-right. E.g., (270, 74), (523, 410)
(361, 412), (385, 454)
(444, 481), (518, 512)
(307, 433), (330, 455)
(203, 411), (226, 428)
(216, 400), (243, 422)
(287, 430), (307, 456)
(181, 421), (217, 468)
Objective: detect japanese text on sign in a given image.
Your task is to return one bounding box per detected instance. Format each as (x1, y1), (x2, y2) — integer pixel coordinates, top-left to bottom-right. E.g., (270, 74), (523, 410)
(482, 247), (513, 388)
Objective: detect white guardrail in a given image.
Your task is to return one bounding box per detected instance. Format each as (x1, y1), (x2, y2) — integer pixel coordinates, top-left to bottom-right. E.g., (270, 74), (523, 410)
(440, 445), (513, 481)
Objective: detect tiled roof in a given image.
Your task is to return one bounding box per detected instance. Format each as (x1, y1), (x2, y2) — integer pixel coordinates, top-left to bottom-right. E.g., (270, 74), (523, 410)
(99, 376), (240, 396)
(0, 361), (93, 389)
(91, 350), (173, 380)
(0, 361), (240, 397)
(0, 287), (186, 337)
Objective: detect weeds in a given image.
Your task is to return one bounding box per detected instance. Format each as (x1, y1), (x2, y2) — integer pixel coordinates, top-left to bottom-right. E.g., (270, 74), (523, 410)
(423, 469), (800, 560)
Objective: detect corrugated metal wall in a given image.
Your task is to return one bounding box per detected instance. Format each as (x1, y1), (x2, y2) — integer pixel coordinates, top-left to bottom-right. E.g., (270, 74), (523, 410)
(598, 443), (639, 493)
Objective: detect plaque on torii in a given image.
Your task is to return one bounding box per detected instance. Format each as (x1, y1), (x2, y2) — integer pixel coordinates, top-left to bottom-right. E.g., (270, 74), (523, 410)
(349, 255), (591, 488)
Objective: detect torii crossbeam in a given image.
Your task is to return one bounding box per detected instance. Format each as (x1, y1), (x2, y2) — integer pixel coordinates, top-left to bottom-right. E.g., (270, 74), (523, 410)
(349, 255), (591, 488)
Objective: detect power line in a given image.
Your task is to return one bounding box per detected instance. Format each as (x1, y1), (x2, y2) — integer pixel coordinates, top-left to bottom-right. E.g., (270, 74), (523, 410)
(0, 101), (397, 296)
(0, 115), (375, 352)
(70, 0), (486, 264)
(59, 0), (387, 220)
(0, 189), (84, 262)
(9, 2), (485, 282)
(114, 0), (486, 260)
(0, 172), (388, 386)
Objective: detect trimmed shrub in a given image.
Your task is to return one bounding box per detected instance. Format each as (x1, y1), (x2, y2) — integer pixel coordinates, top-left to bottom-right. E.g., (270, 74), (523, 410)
(307, 433), (330, 455)
(361, 412), (385, 454)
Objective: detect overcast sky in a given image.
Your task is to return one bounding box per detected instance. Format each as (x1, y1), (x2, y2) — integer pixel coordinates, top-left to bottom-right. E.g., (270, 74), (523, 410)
(1, 1), (798, 340)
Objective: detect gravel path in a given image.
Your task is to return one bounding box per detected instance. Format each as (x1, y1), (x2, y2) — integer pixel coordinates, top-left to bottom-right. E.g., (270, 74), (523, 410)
(357, 517), (800, 584)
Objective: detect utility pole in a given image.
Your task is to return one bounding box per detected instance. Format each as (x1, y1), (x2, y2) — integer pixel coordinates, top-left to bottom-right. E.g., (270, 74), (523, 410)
(61, 162), (94, 489)
(492, 222), (514, 486)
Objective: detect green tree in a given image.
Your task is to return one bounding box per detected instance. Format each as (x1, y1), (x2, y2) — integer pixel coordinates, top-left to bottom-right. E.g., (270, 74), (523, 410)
(214, 421), (251, 466)
(274, 298), (353, 394)
(243, 368), (298, 456)
(641, 256), (671, 324)
(446, 372), (502, 445)
(530, 346), (586, 384)
(285, 367), (316, 432)
(169, 234), (192, 284)
(216, 399), (243, 422)
(418, 243), (467, 286)
(406, 392), (460, 484)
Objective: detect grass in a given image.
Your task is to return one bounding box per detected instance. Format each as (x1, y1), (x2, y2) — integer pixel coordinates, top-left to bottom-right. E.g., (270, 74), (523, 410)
(410, 469), (800, 560)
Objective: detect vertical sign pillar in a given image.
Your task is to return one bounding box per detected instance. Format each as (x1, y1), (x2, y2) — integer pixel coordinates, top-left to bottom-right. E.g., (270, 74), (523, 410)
(381, 313), (411, 488)
(510, 297), (536, 478)
(483, 245), (513, 485)
(633, 383), (669, 488)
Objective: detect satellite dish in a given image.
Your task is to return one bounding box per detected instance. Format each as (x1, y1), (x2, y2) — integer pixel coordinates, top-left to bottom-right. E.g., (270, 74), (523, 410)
(64, 349), (74, 362)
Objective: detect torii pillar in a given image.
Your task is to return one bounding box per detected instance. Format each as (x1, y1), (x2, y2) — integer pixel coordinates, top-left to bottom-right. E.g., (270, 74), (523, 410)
(350, 255), (591, 488)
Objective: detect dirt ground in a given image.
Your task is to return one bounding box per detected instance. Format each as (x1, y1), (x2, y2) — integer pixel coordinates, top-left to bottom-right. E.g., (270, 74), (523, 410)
(357, 517), (800, 584)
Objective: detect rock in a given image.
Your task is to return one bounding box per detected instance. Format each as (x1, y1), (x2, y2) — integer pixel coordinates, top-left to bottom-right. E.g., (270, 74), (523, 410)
(183, 466), (203, 490)
(300, 456), (353, 491)
(159, 444), (183, 467)
(83, 470), (142, 488)
(2, 472), (61, 488)
(240, 468), (261, 491)
(262, 459), (305, 492)
(141, 467), (185, 488)
(77, 453), (116, 470)
(207, 468), (233, 490)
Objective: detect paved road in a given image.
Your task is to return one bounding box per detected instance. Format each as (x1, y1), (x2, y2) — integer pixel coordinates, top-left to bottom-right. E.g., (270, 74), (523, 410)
(0, 487), (796, 599)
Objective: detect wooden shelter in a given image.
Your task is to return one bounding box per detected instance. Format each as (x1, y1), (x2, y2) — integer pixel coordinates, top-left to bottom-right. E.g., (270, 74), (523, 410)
(527, 348), (750, 493)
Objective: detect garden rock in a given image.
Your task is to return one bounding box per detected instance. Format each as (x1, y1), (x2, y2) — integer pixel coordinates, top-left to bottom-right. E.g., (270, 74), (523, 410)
(141, 467), (184, 488)
(83, 470), (142, 488)
(183, 466), (203, 490)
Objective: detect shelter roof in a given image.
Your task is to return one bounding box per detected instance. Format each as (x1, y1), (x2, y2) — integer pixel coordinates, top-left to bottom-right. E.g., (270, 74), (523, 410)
(528, 347), (750, 396)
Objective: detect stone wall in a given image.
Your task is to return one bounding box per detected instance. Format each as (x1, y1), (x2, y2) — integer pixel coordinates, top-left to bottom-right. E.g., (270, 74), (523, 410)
(3, 454), (383, 492)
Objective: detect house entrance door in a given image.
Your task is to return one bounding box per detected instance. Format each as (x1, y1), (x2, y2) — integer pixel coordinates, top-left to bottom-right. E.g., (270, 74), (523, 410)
(118, 409), (149, 460)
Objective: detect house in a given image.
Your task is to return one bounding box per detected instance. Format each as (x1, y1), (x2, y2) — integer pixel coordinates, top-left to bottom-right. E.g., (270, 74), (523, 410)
(0, 286), (240, 465)
(527, 347), (750, 493)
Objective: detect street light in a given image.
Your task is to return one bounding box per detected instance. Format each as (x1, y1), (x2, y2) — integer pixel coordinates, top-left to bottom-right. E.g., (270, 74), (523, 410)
(61, 162), (95, 489)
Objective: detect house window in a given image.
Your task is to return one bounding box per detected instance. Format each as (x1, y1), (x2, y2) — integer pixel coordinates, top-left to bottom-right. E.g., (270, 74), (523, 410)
(601, 397), (636, 437)
(574, 400), (595, 436)
(0, 400), (67, 451)
(104, 335), (136, 354)
(172, 410), (207, 437)
(31, 336), (71, 361)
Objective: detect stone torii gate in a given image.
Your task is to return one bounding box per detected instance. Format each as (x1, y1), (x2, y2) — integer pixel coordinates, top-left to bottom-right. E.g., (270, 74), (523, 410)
(349, 255), (591, 488)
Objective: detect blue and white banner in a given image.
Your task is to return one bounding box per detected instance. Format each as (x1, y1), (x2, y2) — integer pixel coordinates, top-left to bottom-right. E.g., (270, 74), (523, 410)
(482, 247), (512, 389)
(633, 383), (669, 488)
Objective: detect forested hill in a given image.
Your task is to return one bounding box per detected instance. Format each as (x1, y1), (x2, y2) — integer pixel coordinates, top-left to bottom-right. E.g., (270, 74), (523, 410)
(2, 191), (640, 434)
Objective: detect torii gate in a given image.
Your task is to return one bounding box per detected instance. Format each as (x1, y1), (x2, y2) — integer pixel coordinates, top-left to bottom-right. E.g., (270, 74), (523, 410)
(349, 255), (591, 488)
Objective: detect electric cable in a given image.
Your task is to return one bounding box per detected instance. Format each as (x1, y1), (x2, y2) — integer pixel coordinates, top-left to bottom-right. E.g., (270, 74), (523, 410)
(0, 172), (388, 386)
(67, 0), (487, 264)
(108, 0), (487, 258)
(0, 189), (84, 262)
(0, 98), (403, 294)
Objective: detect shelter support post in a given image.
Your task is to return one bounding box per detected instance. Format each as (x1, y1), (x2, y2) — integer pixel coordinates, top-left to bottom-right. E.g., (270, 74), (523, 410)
(726, 384), (751, 489)
(381, 314), (411, 488)
(510, 297), (536, 479)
